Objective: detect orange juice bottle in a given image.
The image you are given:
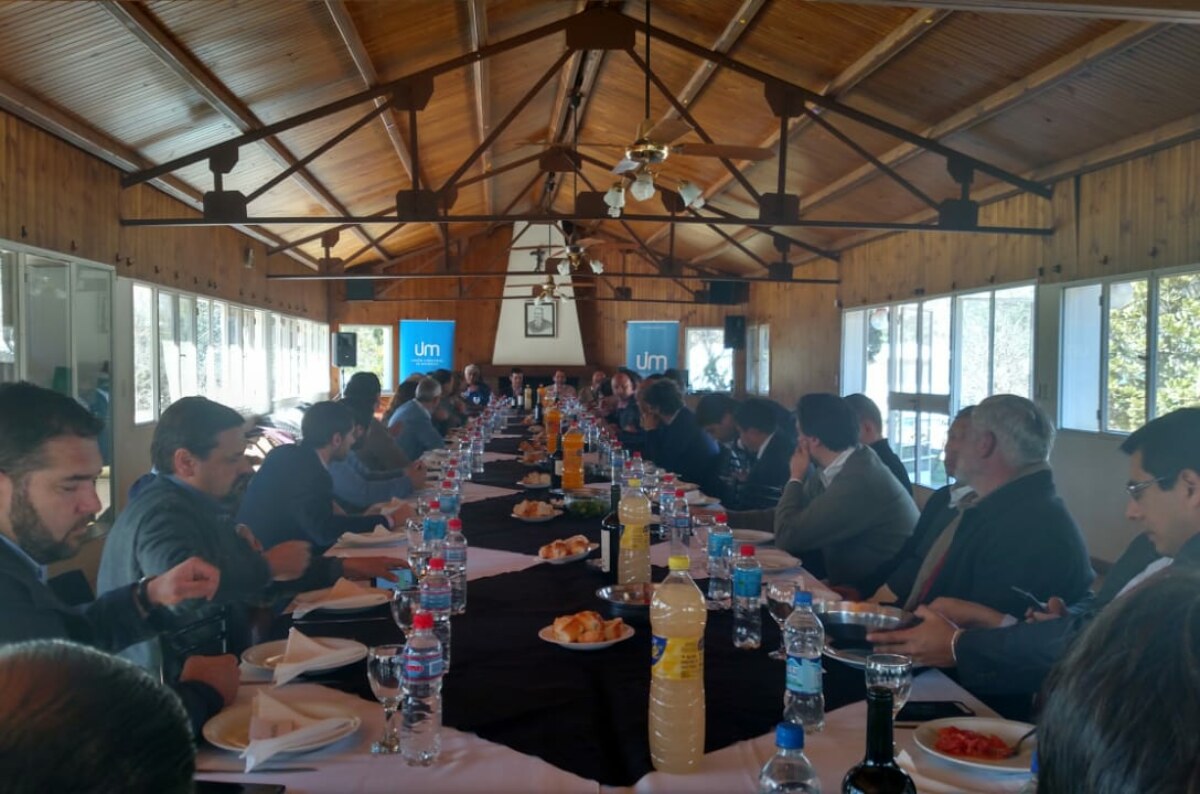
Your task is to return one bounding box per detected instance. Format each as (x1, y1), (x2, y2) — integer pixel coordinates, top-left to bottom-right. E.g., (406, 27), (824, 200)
(545, 402), (562, 454)
(562, 422), (584, 490)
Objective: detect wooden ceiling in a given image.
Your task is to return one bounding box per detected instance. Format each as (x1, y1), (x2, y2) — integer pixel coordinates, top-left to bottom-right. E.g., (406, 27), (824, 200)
(0, 0), (1197, 277)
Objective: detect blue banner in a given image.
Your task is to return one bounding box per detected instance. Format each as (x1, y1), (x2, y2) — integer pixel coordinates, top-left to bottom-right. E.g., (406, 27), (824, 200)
(399, 320), (455, 380)
(626, 321), (679, 377)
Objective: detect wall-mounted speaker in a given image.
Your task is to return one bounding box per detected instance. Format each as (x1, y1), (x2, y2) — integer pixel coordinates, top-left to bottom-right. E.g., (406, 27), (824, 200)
(334, 332), (358, 367)
(345, 280), (375, 301)
(705, 280), (750, 305)
(724, 315), (747, 350)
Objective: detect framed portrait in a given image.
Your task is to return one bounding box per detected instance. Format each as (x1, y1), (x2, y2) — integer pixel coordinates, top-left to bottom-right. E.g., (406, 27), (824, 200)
(524, 301), (556, 338)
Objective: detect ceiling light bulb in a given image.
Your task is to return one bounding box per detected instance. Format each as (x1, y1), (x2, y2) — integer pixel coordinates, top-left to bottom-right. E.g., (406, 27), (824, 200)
(556, 261), (571, 276)
(678, 180), (705, 209)
(629, 172), (655, 202)
(603, 183), (625, 209)
(589, 259), (604, 274)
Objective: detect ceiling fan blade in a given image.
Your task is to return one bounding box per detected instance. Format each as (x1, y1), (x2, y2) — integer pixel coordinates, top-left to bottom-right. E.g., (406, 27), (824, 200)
(612, 159), (641, 175)
(671, 143), (775, 161)
(645, 117), (693, 145)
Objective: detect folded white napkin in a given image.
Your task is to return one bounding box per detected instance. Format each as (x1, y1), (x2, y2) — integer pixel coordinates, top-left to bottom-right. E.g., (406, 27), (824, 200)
(242, 690), (355, 771)
(272, 627), (364, 686)
(337, 525), (404, 547)
(291, 578), (384, 618)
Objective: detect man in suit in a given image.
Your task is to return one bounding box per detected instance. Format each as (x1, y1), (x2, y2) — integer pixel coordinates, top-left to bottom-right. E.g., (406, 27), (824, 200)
(638, 379), (721, 496)
(697, 393), (747, 506)
(239, 401), (413, 549)
(461, 363), (492, 408)
(388, 376), (445, 461)
(0, 382), (235, 733)
(732, 397), (795, 509)
(870, 407), (1200, 699)
(844, 393), (913, 495)
(729, 394), (918, 586)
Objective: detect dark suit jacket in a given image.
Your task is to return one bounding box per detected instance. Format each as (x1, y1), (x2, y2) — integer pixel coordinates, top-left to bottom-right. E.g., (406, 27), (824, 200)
(643, 407), (721, 495)
(735, 432), (795, 509)
(921, 468), (1094, 616)
(871, 438), (913, 496)
(1, 539), (222, 733)
(237, 443), (380, 549)
(955, 531), (1200, 696)
(855, 483), (960, 602)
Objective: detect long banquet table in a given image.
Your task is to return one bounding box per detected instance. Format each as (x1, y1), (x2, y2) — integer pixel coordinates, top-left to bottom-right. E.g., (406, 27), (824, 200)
(195, 426), (1032, 793)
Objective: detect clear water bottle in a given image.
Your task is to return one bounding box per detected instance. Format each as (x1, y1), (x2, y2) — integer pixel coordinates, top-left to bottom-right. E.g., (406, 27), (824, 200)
(419, 557), (452, 671)
(455, 440), (473, 482)
(759, 722), (821, 793)
(669, 489), (691, 556)
(733, 545), (763, 650)
(401, 611), (444, 767)
(470, 432), (485, 475)
(422, 500), (448, 551)
(443, 518), (468, 615)
(658, 474), (677, 517)
(610, 443), (627, 484)
(784, 591), (825, 733)
(438, 479), (461, 518)
(706, 513), (733, 609)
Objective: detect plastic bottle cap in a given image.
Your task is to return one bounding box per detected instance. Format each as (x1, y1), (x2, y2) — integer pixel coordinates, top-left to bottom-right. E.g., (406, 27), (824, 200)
(624, 461), (633, 469)
(632, 452), (642, 458)
(775, 721), (805, 750)
(442, 481), (452, 488)
(429, 500), (441, 510)
(675, 489), (685, 498)
(667, 555), (690, 571)
(663, 474), (675, 482)
(413, 611), (434, 630)
(448, 518), (462, 530)
(715, 513), (728, 523)
(429, 557), (445, 571)
(739, 545), (755, 557)
(793, 590), (813, 606)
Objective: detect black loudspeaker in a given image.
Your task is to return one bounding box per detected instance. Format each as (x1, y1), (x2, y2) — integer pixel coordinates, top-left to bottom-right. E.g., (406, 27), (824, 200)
(724, 315), (747, 350)
(334, 332), (358, 367)
(345, 280), (375, 301)
(705, 280), (750, 305)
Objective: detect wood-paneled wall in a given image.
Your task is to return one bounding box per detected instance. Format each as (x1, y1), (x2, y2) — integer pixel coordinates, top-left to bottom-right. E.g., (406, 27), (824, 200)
(0, 110), (327, 318)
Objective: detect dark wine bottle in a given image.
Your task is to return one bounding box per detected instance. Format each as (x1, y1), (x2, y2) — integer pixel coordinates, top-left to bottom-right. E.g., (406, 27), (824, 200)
(842, 687), (916, 794)
(551, 430), (564, 490)
(600, 481), (622, 579)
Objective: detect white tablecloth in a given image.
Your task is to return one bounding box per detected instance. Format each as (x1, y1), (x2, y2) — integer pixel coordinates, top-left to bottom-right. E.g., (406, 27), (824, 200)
(324, 544), (541, 583)
(461, 482), (519, 503)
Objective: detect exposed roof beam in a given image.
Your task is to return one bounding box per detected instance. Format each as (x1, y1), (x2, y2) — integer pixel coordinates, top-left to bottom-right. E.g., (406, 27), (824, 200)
(805, 0), (1200, 24)
(466, 0), (494, 215)
(101, 1), (388, 259)
(0, 74), (318, 270)
(655, 7), (949, 261)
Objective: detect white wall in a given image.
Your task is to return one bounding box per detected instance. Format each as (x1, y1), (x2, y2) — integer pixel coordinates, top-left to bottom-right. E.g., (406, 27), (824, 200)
(491, 223), (586, 366)
(1049, 431), (1138, 563)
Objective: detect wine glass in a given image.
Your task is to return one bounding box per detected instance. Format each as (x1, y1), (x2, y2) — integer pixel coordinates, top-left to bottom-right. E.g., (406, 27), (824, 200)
(865, 653), (913, 716)
(367, 644), (405, 754)
(765, 581), (798, 660)
(693, 514), (715, 555)
(390, 584), (421, 637)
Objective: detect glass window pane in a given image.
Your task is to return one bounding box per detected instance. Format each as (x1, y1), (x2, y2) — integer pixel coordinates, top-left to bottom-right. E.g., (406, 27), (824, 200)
(158, 293), (179, 414)
(1155, 272), (1200, 417)
(993, 285), (1035, 397)
(1061, 284), (1102, 431)
(178, 295), (197, 397)
(211, 301), (226, 402)
(0, 250), (18, 383)
(922, 297), (951, 395)
(758, 324), (770, 396)
(196, 299), (211, 396)
(685, 327), (732, 392)
(918, 412), (951, 488)
(1106, 279), (1148, 432)
(338, 324), (392, 389)
(891, 408), (917, 483)
(956, 292), (991, 408)
(24, 258), (71, 394)
(865, 307), (890, 419)
(227, 306), (243, 408)
(841, 311), (865, 395)
(895, 304), (919, 394)
(132, 284), (155, 424)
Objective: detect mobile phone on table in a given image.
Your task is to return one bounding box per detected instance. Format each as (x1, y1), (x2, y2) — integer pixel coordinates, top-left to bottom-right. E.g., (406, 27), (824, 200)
(895, 700), (974, 724)
(374, 567), (415, 591)
(194, 782), (285, 794)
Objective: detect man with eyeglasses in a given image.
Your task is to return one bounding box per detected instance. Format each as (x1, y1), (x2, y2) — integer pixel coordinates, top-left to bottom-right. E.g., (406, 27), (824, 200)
(869, 407), (1200, 701)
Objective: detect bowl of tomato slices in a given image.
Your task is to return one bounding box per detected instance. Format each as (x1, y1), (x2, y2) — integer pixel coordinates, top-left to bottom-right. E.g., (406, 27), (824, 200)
(914, 717), (1037, 773)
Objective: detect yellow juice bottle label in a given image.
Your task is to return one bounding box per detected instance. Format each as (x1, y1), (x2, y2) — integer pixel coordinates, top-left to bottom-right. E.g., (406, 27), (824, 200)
(620, 524), (649, 551)
(651, 636), (704, 680)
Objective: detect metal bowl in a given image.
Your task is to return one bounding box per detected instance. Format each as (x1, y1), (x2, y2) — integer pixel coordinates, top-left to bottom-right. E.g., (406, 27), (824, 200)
(812, 601), (917, 668)
(595, 583), (656, 623)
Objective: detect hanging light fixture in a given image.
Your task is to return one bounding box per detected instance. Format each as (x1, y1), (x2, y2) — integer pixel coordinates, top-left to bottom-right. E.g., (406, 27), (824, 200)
(677, 180), (705, 209)
(603, 183), (626, 218)
(629, 171), (655, 202)
(589, 259), (604, 274)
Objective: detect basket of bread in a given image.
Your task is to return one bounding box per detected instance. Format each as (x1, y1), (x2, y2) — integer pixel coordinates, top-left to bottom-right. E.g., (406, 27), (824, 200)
(518, 471), (551, 488)
(538, 610), (633, 649)
(538, 534), (597, 563)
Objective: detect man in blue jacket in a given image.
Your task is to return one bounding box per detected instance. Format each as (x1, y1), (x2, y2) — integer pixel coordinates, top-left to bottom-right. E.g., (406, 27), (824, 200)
(388, 376), (445, 462)
(638, 379), (720, 495)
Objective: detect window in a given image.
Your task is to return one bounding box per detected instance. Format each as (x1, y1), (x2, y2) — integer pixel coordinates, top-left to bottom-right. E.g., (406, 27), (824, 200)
(841, 285), (1036, 487)
(746, 324), (770, 395)
(132, 284), (155, 424)
(338, 324), (393, 389)
(1061, 268), (1200, 433)
(0, 250), (17, 382)
(685, 327), (733, 392)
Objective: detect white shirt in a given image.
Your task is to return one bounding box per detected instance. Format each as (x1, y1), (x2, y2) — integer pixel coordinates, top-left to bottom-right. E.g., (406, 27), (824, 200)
(755, 432), (776, 461)
(1115, 557), (1174, 599)
(819, 446), (857, 488)
(948, 483), (976, 508)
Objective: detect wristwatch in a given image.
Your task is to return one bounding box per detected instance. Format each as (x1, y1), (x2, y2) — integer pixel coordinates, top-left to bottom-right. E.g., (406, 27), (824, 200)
(134, 574), (157, 616)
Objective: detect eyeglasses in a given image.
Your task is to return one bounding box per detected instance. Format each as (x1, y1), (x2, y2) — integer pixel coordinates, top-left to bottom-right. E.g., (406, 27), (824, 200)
(1127, 476), (1170, 500)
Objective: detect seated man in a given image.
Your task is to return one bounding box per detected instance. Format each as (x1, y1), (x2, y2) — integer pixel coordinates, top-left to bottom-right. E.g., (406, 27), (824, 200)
(869, 407), (1200, 700)
(388, 376), (445, 461)
(239, 401), (411, 549)
(330, 400), (425, 511)
(578, 369), (608, 408)
(342, 371), (410, 471)
(638, 379), (721, 494)
(498, 366), (524, 401)
(697, 393), (747, 505)
(461, 363), (492, 408)
(729, 394), (918, 586)
(732, 397), (795, 509)
(844, 393), (913, 495)
(603, 369), (643, 451)
(0, 640), (197, 794)
(0, 383), (236, 733)
(551, 369), (577, 400)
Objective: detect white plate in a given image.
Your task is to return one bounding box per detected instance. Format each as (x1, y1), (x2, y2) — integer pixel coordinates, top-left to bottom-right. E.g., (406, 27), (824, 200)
(731, 529), (774, 546)
(757, 548), (802, 572)
(511, 509), (563, 523)
(291, 588), (389, 614)
(538, 623), (635, 650)
(542, 543), (600, 565)
(914, 717), (1037, 774)
(241, 637), (367, 672)
(518, 480), (552, 489)
(337, 530), (407, 548)
(203, 700), (361, 753)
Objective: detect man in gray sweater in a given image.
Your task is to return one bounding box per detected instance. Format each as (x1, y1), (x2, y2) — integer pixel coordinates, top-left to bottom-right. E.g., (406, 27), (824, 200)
(728, 393), (918, 586)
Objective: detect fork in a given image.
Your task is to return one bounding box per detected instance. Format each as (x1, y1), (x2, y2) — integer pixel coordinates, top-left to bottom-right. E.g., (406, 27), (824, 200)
(1008, 727), (1037, 758)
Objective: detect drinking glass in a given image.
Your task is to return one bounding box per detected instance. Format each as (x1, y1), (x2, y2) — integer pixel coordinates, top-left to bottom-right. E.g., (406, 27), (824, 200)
(692, 514), (715, 555)
(390, 584), (421, 636)
(367, 644), (405, 754)
(765, 581), (798, 660)
(865, 654), (913, 715)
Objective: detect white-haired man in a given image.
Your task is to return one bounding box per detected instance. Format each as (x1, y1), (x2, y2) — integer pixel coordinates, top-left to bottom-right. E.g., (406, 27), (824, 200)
(461, 363), (491, 408)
